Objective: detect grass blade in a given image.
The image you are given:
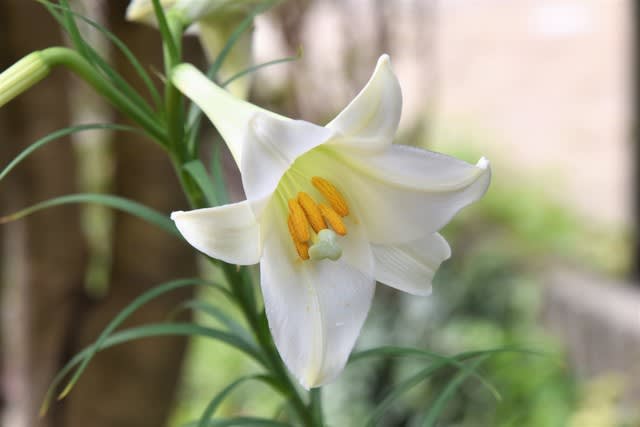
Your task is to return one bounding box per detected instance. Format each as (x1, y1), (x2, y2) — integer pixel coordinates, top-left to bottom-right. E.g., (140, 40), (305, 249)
(41, 323), (266, 415)
(185, 1), (275, 154)
(0, 193), (179, 237)
(58, 278), (222, 399)
(422, 356), (490, 427)
(183, 160), (218, 206)
(0, 123), (137, 183)
(183, 417), (292, 427)
(220, 52), (301, 88)
(171, 299), (251, 342)
(350, 346), (503, 401)
(196, 375), (283, 427)
(210, 141), (229, 205)
(39, 0), (162, 108)
(365, 360), (451, 427)
(151, 0), (179, 63)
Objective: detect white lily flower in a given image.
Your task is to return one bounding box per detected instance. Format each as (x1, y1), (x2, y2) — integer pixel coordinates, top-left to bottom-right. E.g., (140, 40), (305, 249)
(126, 0), (273, 98)
(170, 55), (491, 388)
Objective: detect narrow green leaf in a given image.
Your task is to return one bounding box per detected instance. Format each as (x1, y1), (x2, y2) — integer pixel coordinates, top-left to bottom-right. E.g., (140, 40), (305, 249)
(351, 346), (547, 364)
(220, 51), (301, 89)
(38, 0), (162, 108)
(186, 1), (276, 153)
(422, 356), (490, 427)
(196, 375), (282, 427)
(350, 346), (502, 401)
(0, 124), (138, 183)
(183, 417), (292, 427)
(207, 1), (276, 79)
(183, 160), (218, 206)
(41, 323), (266, 415)
(171, 299), (251, 343)
(210, 141), (229, 205)
(365, 360), (451, 427)
(38, 1), (160, 128)
(0, 193), (179, 237)
(57, 0), (92, 60)
(151, 0), (179, 63)
(58, 278), (221, 399)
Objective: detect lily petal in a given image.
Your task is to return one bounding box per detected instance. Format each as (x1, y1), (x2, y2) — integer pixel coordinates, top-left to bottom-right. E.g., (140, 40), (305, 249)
(260, 217), (374, 388)
(322, 145), (490, 244)
(240, 113), (335, 212)
(372, 233), (451, 296)
(171, 200), (261, 265)
(326, 54), (401, 152)
(171, 64), (284, 165)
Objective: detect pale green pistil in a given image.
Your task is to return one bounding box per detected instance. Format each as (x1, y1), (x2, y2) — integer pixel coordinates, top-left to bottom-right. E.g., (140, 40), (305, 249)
(309, 229), (342, 261)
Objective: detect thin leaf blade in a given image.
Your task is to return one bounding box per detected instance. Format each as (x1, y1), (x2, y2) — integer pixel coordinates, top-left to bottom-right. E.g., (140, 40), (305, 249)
(0, 193), (179, 237)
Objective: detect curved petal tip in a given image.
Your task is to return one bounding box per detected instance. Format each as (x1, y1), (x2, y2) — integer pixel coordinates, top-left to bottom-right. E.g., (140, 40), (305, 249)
(170, 203), (262, 265)
(169, 210), (184, 220)
(476, 156), (490, 169)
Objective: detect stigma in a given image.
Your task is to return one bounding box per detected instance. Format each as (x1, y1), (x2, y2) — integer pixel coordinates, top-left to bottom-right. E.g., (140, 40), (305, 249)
(287, 177), (350, 261)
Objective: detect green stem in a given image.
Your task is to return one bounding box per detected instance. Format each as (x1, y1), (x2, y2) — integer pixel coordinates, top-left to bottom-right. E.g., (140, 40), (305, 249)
(221, 263), (314, 426)
(163, 13), (185, 153)
(310, 389), (324, 427)
(38, 47), (167, 145)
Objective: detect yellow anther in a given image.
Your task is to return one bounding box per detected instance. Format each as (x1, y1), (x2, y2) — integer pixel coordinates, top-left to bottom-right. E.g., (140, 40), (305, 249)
(297, 192), (327, 233)
(318, 204), (347, 236)
(288, 199), (310, 243)
(311, 177), (350, 217)
(288, 217), (310, 260)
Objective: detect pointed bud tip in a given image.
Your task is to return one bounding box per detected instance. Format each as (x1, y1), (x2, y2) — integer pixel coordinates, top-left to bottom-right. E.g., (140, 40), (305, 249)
(377, 53), (392, 67)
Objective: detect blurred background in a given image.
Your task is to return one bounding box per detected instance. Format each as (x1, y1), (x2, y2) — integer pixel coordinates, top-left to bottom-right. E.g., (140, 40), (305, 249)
(0, 0), (638, 426)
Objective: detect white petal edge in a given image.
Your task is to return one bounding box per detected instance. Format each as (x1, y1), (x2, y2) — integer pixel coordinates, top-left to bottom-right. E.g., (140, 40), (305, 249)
(326, 54), (402, 152)
(372, 233), (451, 296)
(321, 145), (491, 244)
(240, 113), (335, 211)
(171, 200), (261, 265)
(260, 215), (374, 388)
(171, 64), (284, 165)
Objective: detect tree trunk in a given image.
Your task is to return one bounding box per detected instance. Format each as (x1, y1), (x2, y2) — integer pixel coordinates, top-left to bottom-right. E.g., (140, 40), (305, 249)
(0, 2), (87, 427)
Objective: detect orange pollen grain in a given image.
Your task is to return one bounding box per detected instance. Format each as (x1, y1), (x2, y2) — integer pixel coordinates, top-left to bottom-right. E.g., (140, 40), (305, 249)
(318, 203), (347, 236)
(288, 199), (310, 243)
(297, 192), (327, 233)
(311, 176), (349, 217)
